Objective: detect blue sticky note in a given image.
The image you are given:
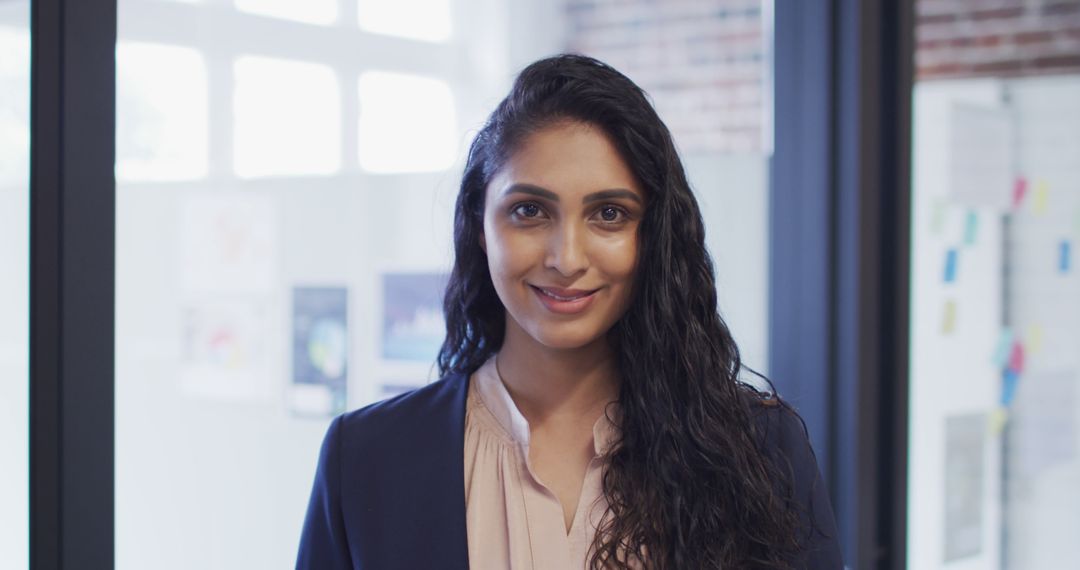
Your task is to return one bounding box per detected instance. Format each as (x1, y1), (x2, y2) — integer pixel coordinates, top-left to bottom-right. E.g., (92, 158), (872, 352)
(944, 249), (958, 283)
(1061, 240), (1071, 274)
(992, 327), (1013, 368)
(963, 211), (978, 246)
(1001, 368), (1020, 407)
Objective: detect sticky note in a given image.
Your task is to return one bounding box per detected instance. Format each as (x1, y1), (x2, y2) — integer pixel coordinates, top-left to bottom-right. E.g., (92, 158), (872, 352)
(1001, 368), (1020, 407)
(931, 198), (947, 235)
(1008, 341), (1025, 375)
(944, 249), (958, 283)
(963, 210), (978, 246)
(1012, 177), (1028, 209)
(988, 407), (1009, 435)
(1033, 181), (1049, 215)
(1025, 324), (1043, 355)
(1061, 240), (1071, 274)
(992, 327), (1013, 367)
(942, 300), (957, 334)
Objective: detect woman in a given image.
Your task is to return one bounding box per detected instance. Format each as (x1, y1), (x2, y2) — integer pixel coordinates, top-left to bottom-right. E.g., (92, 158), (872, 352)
(297, 54), (842, 569)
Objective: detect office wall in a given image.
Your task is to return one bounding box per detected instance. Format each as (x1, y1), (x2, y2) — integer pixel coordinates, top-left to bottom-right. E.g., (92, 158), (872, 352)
(908, 74), (1080, 570)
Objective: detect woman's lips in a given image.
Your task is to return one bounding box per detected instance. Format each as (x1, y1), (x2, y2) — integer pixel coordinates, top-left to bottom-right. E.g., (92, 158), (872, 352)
(530, 285), (599, 314)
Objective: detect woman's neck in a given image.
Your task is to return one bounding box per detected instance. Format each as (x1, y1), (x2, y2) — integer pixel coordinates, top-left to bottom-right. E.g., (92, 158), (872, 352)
(494, 320), (620, 429)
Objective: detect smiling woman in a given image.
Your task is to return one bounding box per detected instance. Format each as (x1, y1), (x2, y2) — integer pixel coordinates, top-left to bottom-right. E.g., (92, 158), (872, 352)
(296, 54), (843, 570)
(480, 121), (643, 350)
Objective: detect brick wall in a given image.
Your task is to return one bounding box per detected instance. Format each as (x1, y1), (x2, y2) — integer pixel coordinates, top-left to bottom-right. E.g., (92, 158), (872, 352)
(563, 0), (765, 154)
(917, 0), (1080, 80)
(559, 1), (1080, 152)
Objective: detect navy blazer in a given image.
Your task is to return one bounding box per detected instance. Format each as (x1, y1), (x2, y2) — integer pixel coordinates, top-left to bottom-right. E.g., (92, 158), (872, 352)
(296, 370), (844, 569)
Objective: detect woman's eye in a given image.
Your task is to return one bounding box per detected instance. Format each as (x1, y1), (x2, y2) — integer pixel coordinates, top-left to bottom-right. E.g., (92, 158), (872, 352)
(597, 205), (628, 224)
(511, 203), (543, 219)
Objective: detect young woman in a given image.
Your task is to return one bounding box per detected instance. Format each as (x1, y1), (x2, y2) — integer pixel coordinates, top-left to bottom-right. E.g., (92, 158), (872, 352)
(297, 54), (843, 569)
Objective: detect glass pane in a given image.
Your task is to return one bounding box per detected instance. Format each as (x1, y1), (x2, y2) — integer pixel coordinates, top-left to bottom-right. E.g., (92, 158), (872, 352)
(116, 1), (774, 567)
(908, 2), (1080, 568)
(236, 0), (337, 26)
(358, 0), (452, 42)
(357, 71), (457, 173)
(116, 41), (209, 182)
(233, 56), (341, 178)
(0, 1), (29, 568)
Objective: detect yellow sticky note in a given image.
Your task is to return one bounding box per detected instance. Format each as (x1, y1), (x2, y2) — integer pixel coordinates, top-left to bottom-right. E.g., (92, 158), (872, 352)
(942, 300), (957, 334)
(1033, 181), (1049, 215)
(1026, 324), (1043, 355)
(988, 407), (1009, 436)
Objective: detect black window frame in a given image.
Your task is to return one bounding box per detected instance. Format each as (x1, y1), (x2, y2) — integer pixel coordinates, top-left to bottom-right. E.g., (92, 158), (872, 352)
(30, 0), (116, 568)
(771, 0), (913, 568)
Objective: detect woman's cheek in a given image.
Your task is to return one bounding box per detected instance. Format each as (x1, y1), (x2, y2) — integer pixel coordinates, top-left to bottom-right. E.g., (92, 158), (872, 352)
(598, 236), (638, 277)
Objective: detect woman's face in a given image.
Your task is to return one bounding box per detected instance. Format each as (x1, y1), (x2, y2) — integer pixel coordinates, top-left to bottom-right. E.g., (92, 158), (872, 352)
(480, 120), (646, 351)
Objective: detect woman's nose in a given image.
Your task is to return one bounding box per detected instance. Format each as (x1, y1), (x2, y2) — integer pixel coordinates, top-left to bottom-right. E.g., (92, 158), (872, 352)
(544, 222), (588, 277)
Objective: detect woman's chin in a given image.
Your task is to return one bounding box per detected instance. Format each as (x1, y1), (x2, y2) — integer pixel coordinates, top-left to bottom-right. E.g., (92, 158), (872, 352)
(528, 324), (607, 351)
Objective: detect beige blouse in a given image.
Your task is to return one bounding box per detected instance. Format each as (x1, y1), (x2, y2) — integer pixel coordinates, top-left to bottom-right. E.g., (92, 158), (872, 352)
(463, 353), (620, 569)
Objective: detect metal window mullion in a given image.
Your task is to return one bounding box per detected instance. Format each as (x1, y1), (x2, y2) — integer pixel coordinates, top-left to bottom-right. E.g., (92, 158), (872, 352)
(30, 0), (116, 569)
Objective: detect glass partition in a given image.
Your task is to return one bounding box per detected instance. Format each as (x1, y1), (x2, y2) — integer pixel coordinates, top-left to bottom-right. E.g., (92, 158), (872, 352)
(907, 1), (1080, 567)
(115, 1), (776, 566)
(0, 1), (30, 568)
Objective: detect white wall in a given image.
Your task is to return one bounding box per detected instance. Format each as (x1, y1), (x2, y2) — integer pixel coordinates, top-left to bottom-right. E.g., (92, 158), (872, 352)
(908, 74), (1080, 570)
(908, 79), (1006, 570)
(999, 75), (1080, 570)
(684, 153), (770, 376)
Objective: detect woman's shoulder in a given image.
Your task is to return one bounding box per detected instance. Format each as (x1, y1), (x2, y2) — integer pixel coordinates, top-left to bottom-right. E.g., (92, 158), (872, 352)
(737, 385), (816, 464)
(737, 385), (845, 568)
(335, 370), (470, 449)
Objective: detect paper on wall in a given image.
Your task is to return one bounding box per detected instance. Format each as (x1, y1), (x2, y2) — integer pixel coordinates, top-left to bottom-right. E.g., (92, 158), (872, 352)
(179, 193), (278, 294)
(180, 297), (275, 401)
(949, 103), (1013, 210)
(944, 412), (986, 562)
(1009, 369), (1077, 479)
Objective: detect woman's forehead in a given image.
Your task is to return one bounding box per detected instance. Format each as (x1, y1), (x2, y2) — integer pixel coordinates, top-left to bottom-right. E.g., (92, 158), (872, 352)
(490, 122), (643, 201)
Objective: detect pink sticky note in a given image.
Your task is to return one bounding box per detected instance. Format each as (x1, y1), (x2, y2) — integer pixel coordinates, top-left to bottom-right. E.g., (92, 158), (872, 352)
(1007, 341), (1025, 375)
(1012, 177), (1028, 209)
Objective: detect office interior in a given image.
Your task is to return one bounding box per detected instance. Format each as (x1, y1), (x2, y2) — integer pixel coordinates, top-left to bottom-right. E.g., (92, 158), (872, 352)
(1, 0), (1077, 568)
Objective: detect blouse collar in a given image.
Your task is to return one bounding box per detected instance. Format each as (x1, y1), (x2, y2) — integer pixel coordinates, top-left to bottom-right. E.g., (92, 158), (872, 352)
(473, 353), (620, 458)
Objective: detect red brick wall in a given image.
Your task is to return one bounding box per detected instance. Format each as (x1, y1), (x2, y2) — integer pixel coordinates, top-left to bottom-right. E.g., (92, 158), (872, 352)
(917, 0), (1080, 80)
(560, 1), (1079, 151)
(563, 0), (766, 154)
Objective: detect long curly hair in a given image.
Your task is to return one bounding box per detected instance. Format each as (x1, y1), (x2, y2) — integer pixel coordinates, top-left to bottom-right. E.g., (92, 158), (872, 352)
(437, 54), (803, 569)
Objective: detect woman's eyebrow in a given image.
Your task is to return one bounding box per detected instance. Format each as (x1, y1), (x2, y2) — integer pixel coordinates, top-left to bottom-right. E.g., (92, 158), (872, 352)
(502, 183), (643, 205)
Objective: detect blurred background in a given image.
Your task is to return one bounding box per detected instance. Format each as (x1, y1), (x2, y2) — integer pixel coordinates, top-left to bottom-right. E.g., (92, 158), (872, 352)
(1, 0), (1078, 568)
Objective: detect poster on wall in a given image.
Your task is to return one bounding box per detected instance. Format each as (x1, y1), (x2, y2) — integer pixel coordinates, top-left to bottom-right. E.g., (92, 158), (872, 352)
(290, 286), (348, 418)
(180, 298), (274, 401)
(943, 412), (986, 562)
(381, 272), (449, 363)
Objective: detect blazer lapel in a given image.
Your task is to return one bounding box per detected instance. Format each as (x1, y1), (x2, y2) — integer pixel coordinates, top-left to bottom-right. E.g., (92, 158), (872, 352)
(341, 370), (472, 568)
(388, 370), (471, 569)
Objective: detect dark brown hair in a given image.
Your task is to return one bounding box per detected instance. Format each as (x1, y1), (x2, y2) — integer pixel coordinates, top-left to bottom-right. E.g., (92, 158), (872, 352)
(438, 54), (803, 569)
